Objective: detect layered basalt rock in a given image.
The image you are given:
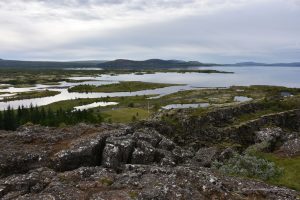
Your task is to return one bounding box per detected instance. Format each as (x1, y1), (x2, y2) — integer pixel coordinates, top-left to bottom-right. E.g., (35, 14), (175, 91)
(150, 102), (300, 150)
(0, 104), (299, 199)
(1, 165), (299, 200)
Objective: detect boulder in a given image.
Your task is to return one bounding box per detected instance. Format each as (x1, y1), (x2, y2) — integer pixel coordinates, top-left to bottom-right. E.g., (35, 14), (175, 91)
(193, 147), (219, 167)
(277, 137), (300, 157)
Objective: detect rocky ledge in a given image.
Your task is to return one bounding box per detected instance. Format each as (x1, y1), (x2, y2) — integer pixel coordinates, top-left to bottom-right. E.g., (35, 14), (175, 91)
(0, 107), (299, 199)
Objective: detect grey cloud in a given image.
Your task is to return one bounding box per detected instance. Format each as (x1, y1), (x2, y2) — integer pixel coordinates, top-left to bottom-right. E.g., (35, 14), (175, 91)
(0, 0), (299, 62)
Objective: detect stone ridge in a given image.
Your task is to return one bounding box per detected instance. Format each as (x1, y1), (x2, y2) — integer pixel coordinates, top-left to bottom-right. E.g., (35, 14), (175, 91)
(0, 108), (299, 199)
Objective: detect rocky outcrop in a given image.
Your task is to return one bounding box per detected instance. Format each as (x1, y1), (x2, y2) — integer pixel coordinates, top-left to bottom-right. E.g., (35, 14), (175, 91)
(0, 123), (128, 177)
(153, 104), (300, 149)
(1, 165), (299, 200)
(277, 137), (300, 157)
(0, 106), (299, 199)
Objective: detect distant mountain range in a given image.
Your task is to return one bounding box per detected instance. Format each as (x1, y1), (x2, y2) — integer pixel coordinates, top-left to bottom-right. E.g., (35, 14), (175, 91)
(0, 58), (299, 69)
(0, 59), (217, 69)
(0, 59), (106, 69)
(227, 62), (300, 67)
(97, 59), (217, 69)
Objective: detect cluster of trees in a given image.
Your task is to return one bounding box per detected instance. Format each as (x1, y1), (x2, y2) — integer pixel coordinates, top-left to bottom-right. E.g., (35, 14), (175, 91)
(0, 105), (103, 131)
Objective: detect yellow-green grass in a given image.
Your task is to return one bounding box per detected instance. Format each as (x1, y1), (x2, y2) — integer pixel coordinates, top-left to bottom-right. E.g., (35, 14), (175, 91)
(103, 108), (151, 123)
(1, 90), (60, 102)
(254, 152), (300, 191)
(42, 95), (154, 111)
(68, 81), (179, 93)
(0, 86), (9, 90)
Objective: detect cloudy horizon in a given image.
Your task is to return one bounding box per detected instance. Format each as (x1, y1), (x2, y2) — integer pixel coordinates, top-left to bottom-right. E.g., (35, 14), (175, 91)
(0, 0), (299, 63)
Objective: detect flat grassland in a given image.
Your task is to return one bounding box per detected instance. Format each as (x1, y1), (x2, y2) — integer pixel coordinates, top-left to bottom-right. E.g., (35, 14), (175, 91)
(68, 81), (179, 93)
(1, 90), (60, 102)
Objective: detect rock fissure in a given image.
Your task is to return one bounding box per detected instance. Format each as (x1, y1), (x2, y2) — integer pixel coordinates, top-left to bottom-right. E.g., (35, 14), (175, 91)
(0, 104), (299, 199)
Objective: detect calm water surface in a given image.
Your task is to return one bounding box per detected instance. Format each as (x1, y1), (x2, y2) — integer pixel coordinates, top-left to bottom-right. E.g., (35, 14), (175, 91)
(162, 103), (210, 110)
(0, 66), (299, 110)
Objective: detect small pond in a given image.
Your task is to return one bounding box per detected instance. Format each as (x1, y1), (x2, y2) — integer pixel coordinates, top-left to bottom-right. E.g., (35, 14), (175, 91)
(234, 96), (253, 102)
(74, 102), (119, 111)
(162, 103), (210, 110)
(280, 92), (293, 97)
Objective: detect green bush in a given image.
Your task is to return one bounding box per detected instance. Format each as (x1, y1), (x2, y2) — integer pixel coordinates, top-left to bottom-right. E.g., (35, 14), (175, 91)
(212, 153), (282, 181)
(128, 102), (134, 107)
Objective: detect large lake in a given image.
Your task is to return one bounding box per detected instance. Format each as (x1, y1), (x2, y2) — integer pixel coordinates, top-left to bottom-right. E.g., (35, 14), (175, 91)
(0, 66), (299, 110)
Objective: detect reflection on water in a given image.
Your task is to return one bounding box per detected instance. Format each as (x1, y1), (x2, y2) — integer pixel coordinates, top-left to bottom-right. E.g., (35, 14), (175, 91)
(74, 102), (118, 111)
(162, 103), (210, 110)
(234, 96), (253, 102)
(0, 85), (193, 110)
(1, 66), (300, 110)
(280, 92), (293, 97)
(64, 68), (103, 70)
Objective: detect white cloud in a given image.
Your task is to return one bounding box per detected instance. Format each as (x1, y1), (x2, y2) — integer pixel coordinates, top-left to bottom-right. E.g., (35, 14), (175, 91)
(0, 0), (299, 62)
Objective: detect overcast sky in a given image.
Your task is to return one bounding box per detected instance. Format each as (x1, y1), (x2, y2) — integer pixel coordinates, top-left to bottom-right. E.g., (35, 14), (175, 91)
(0, 0), (299, 63)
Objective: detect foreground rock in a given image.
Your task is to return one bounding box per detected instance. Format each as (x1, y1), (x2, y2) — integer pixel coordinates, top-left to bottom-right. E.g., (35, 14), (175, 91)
(0, 106), (299, 199)
(1, 165), (299, 200)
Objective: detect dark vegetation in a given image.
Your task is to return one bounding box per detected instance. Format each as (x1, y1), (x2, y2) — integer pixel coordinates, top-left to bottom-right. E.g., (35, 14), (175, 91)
(0, 69), (103, 86)
(68, 81), (178, 93)
(1, 90), (60, 102)
(212, 153), (283, 181)
(0, 59), (103, 69)
(97, 59), (219, 69)
(228, 62), (300, 67)
(0, 105), (102, 131)
(0, 59), (219, 70)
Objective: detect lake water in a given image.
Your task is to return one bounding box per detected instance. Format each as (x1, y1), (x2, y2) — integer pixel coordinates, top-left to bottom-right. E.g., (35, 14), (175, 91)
(0, 66), (299, 110)
(234, 96), (253, 102)
(74, 102), (119, 111)
(162, 103), (210, 110)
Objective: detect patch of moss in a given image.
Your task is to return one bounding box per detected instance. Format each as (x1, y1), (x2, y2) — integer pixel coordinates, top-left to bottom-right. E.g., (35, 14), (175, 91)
(99, 177), (114, 186)
(128, 191), (138, 199)
(103, 108), (150, 123)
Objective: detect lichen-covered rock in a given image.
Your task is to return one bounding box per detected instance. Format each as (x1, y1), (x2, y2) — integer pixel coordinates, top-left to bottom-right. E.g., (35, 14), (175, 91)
(131, 141), (156, 165)
(157, 137), (176, 151)
(255, 127), (284, 143)
(218, 147), (236, 162)
(52, 133), (107, 171)
(133, 128), (162, 147)
(193, 147), (219, 167)
(0, 165), (298, 200)
(277, 137), (300, 157)
(102, 135), (135, 170)
(0, 107), (299, 199)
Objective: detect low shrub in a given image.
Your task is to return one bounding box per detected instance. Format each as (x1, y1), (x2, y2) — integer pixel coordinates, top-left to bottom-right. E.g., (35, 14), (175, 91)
(212, 153), (282, 180)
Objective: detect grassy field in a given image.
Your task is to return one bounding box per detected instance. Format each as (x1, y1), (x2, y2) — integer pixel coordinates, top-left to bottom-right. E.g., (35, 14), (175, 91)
(1, 90), (60, 102)
(103, 108), (151, 123)
(68, 81), (178, 93)
(0, 85), (9, 90)
(42, 95), (154, 111)
(40, 95), (153, 123)
(0, 69), (102, 87)
(254, 152), (300, 191)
